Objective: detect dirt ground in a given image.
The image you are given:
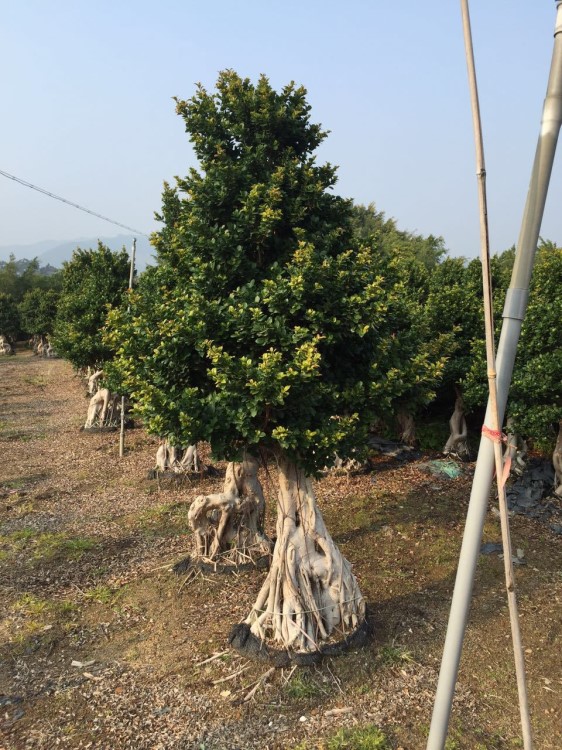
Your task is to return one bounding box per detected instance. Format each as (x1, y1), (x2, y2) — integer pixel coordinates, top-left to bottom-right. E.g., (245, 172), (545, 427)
(1, 349), (561, 750)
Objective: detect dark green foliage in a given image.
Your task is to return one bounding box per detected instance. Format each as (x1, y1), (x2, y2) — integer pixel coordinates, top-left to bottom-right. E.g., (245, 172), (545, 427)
(423, 254), (510, 410)
(18, 288), (60, 337)
(53, 242), (130, 371)
(0, 293), (20, 341)
(106, 72), (445, 473)
(464, 243), (562, 446)
(425, 257), (481, 392)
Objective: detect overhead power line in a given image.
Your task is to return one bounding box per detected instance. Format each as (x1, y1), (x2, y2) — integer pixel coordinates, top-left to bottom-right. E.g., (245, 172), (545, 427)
(0, 168), (150, 237)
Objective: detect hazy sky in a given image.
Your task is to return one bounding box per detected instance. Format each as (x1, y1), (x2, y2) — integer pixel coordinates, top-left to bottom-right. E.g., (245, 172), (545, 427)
(2, 1), (561, 259)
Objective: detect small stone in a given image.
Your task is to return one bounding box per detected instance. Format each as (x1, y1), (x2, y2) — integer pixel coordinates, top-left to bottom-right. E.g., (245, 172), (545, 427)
(299, 715), (307, 723)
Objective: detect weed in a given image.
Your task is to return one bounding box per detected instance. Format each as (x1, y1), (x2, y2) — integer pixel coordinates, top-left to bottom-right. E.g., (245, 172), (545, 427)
(13, 593), (49, 616)
(285, 671), (325, 700)
(11, 593), (77, 619)
(84, 584), (121, 605)
(377, 643), (414, 667)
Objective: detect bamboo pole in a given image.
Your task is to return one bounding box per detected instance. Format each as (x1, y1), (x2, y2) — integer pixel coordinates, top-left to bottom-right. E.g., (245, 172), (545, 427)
(459, 1), (532, 745)
(427, 3), (562, 748)
(119, 237), (136, 459)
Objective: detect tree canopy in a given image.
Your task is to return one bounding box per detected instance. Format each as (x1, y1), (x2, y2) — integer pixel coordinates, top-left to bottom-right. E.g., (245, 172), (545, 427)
(18, 288), (60, 337)
(0, 256), (61, 302)
(464, 243), (562, 447)
(351, 203), (447, 271)
(106, 71), (445, 473)
(53, 242), (130, 371)
(0, 293), (20, 342)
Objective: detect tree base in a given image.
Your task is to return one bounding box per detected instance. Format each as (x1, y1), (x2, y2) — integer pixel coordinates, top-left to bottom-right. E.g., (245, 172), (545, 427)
(81, 421), (134, 433)
(172, 553), (270, 576)
(228, 618), (371, 666)
(81, 425), (119, 433)
(146, 465), (221, 481)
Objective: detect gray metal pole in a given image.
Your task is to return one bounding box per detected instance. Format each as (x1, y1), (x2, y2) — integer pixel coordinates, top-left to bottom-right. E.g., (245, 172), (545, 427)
(427, 4), (562, 748)
(119, 237), (136, 459)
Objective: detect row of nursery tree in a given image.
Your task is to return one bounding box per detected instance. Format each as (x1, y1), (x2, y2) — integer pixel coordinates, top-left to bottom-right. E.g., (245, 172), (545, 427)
(3, 71), (560, 655)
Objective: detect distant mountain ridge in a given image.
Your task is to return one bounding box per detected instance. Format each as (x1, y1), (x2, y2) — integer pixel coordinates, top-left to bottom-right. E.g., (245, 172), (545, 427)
(0, 235), (154, 270)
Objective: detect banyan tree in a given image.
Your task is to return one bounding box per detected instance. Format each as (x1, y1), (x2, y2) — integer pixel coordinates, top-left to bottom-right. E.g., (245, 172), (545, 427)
(105, 71), (445, 654)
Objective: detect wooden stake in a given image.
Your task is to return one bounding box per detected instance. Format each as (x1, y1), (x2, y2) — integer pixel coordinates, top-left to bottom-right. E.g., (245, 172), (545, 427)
(119, 237), (136, 458)
(460, 2), (533, 747)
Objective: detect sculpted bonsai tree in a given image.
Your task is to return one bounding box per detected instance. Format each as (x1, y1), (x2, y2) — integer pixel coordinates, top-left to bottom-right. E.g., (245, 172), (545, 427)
(106, 71), (444, 654)
(53, 243), (130, 428)
(19, 288), (60, 356)
(53, 242), (130, 372)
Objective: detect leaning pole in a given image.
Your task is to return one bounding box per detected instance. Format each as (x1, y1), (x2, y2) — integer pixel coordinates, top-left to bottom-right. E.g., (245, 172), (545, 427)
(427, 3), (562, 748)
(119, 237), (136, 459)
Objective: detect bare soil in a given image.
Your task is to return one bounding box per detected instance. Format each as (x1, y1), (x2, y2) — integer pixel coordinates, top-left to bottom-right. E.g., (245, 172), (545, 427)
(1, 349), (561, 750)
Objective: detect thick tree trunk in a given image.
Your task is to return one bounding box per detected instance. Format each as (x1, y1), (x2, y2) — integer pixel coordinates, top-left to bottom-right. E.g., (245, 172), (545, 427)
(188, 454), (271, 566)
(35, 335), (49, 357)
(44, 338), (57, 358)
(243, 455), (365, 652)
(84, 388), (119, 429)
(443, 389), (470, 459)
(87, 370), (104, 395)
(155, 439), (199, 473)
(553, 420), (562, 497)
(0, 334), (14, 355)
(397, 409), (416, 446)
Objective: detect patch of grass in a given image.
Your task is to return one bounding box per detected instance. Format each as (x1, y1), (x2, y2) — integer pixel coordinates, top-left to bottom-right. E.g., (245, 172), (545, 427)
(6, 592), (79, 652)
(8, 528), (36, 541)
(84, 584), (122, 605)
(285, 671), (325, 700)
(13, 592), (50, 616)
(0, 529), (97, 562)
(326, 726), (389, 750)
(34, 534), (97, 561)
(293, 725), (389, 750)
(11, 592), (78, 619)
(376, 643), (414, 667)
(135, 502), (190, 537)
(23, 375), (48, 388)
(3, 478), (27, 489)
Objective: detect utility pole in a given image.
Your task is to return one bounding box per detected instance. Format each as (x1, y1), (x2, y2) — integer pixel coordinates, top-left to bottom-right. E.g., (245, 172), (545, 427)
(119, 237), (136, 459)
(427, 3), (562, 748)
